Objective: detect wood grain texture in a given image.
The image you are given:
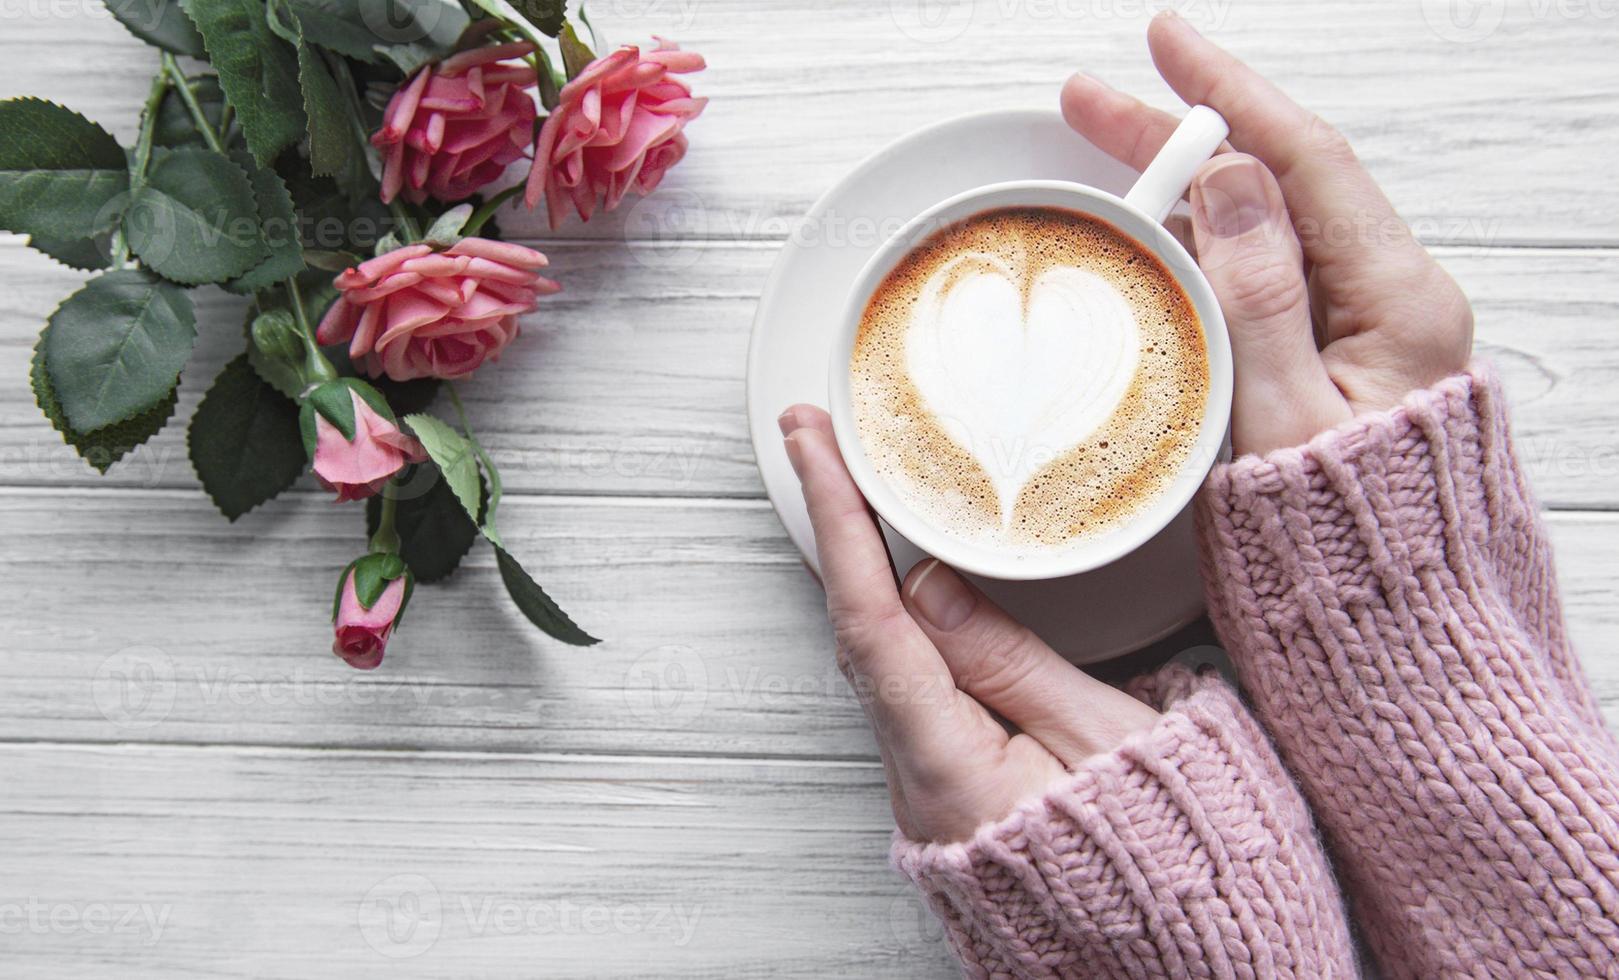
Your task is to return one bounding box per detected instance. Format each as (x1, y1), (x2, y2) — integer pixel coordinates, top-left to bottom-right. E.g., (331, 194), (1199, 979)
(3, 487), (1617, 756)
(0, 1), (1615, 246)
(0, 742), (955, 978)
(3, 241), (1619, 506)
(2, 3), (1618, 976)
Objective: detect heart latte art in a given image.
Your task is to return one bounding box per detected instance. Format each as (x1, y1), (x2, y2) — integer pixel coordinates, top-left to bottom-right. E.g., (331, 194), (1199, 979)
(851, 207), (1209, 554)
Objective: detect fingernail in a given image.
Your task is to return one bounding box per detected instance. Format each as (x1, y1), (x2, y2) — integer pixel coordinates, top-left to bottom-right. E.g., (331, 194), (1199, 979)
(1195, 156), (1273, 238)
(906, 559), (976, 632)
(777, 407), (801, 437)
(783, 431), (806, 479)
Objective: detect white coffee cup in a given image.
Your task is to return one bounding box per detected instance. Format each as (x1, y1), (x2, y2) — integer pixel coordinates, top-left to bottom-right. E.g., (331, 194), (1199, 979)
(827, 106), (1234, 581)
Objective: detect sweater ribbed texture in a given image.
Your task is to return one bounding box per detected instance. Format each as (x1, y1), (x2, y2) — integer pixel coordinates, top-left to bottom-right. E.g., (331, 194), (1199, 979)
(1199, 367), (1619, 977)
(893, 667), (1357, 978)
(895, 368), (1619, 978)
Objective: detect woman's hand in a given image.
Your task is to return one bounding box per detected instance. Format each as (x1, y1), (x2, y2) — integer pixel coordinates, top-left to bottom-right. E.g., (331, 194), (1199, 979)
(781, 15), (1478, 845)
(778, 405), (1162, 844)
(1063, 13), (1474, 455)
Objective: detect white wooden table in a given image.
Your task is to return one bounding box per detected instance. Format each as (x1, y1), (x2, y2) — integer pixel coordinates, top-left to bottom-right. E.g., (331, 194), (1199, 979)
(3, 2), (1617, 975)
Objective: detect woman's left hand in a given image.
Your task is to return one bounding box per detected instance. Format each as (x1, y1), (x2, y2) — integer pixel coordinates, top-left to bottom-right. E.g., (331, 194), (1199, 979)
(779, 404), (1161, 844)
(1061, 13), (1474, 456)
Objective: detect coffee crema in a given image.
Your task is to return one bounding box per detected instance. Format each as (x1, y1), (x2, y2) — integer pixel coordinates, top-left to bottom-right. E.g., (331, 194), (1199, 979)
(850, 206), (1209, 554)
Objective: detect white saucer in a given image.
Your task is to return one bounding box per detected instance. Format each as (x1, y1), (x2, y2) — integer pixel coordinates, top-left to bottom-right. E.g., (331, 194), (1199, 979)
(746, 108), (1206, 664)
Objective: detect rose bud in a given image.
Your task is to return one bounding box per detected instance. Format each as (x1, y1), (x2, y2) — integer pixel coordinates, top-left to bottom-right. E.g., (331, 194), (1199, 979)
(299, 379), (426, 503)
(374, 41), (540, 205)
(524, 38), (707, 228)
(332, 553), (413, 670)
(315, 238), (559, 382)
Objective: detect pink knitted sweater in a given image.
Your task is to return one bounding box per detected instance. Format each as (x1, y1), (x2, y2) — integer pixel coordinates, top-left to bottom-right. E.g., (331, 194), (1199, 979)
(894, 369), (1619, 978)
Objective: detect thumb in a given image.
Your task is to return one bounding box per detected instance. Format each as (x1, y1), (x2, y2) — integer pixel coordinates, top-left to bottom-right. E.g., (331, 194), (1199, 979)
(1190, 153), (1350, 455)
(900, 559), (1159, 768)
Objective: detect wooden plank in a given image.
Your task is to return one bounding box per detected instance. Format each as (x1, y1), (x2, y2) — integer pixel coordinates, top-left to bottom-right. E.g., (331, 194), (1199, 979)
(1, 489), (1616, 756)
(0, 743), (956, 977)
(0, 7), (1612, 978)
(0, 488), (869, 756)
(3, 240), (1619, 506)
(0, 1), (1614, 246)
(0, 237), (775, 499)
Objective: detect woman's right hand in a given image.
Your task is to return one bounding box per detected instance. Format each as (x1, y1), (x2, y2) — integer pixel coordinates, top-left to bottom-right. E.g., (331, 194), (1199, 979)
(1063, 13), (1475, 456)
(778, 404), (1163, 845)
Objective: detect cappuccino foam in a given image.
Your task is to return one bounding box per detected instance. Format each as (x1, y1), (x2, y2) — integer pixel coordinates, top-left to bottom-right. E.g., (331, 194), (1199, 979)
(850, 206), (1208, 554)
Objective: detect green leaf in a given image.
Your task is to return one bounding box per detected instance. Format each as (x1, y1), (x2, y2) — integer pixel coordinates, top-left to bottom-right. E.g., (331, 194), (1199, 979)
(267, 0), (470, 72)
(349, 551), (408, 608)
(31, 329), (176, 473)
(189, 353), (308, 519)
(247, 343), (306, 400)
(461, 0), (551, 44)
(279, 164), (390, 248)
(296, 377), (395, 457)
(245, 307), (306, 399)
(365, 463), (479, 582)
(559, 21), (595, 79)
(27, 233), (111, 271)
(368, 0), (472, 75)
(420, 203), (471, 247)
(475, 435), (503, 541)
(304, 248), (362, 271)
(373, 230), (406, 255)
(224, 150), (306, 293)
(179, 0), (307, 165)
(105, 0), (207, 56)
(261, 0), (302, 44)
(44, 269), (195, 433)
(346, 376), (395, 419)
(494, 545), (598, 645)
(323, 346), (443, 413)
(153, 75), (230, 149)
(0, 99), (130, 241)
(278, 0), (392, 61)
(372, 374), (440, 415)
(335, 552), (413, 625)
(508, 0), (565, 37)
(403, 413), (481, 526)
(296, 41), (353, 178)
(125, 147), (268, 285)
(300, 378), (359, 450)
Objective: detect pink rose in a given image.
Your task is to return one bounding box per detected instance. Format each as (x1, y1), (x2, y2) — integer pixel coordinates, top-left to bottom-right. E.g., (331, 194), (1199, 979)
(332, 555), (412, 670)
(524, 38), (707, 228)
(317, 238), (560, 381)
(374, 42), (539, 205)
(307, 385), (427, 503)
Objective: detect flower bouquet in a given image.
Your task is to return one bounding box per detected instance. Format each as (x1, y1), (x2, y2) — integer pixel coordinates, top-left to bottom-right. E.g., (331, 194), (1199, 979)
(0, 0), (705, 667)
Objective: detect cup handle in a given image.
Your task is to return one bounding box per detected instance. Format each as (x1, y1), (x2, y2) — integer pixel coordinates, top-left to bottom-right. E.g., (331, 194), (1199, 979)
(1121, 105), (1230, 224)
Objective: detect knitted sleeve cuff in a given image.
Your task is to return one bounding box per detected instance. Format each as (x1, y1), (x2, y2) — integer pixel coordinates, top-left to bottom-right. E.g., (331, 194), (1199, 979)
(1194, 366), (1619, 975)
(891, 667), (1356, 979)
(1196, 364), (1611, 745)
(1197, 366), (1540, 640)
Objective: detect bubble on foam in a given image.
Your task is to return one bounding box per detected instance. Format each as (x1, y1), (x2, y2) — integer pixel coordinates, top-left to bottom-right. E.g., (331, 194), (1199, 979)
(851, 206), (1209, 555)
